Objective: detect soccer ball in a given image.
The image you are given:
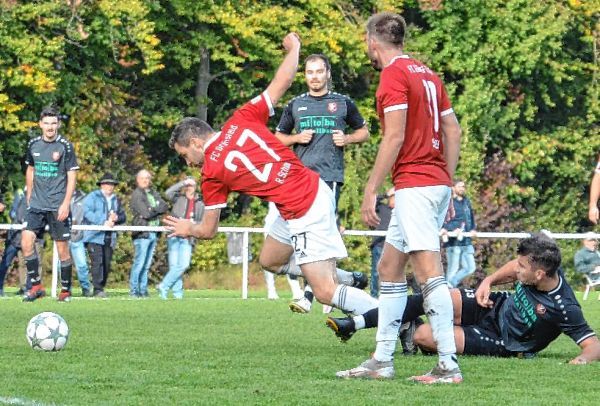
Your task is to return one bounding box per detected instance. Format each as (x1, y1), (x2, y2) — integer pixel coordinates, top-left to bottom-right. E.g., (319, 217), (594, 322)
(26, 312), (69, 351)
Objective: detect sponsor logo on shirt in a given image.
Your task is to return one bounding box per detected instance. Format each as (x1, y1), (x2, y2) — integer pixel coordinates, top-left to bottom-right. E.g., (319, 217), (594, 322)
(327, 102), (337, 113)
(535, 303), (546, 315)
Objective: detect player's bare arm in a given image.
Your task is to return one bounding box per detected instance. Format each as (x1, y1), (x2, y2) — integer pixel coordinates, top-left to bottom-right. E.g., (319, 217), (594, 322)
(361, 109), (406, 227)
(475, 259), (519, 308)
(589, 164), (600, 224)
(265, 32), (301, 107)
(57, 170), (76, 221)
(569, 336), (600, 365)
(440, 112), (461, 181)
(332, 125), (369, 147)
(164, 208), (221, 240)
(25, 165), (34, 205)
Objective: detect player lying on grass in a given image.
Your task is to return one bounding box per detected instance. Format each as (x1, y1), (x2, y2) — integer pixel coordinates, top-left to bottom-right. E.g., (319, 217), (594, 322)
(163, 32), (377, 318)
(334, 234), (600, 369)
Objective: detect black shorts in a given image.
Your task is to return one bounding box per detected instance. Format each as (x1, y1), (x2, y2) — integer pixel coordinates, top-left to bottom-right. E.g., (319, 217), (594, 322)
(460, 288), (515, 357)
(24, 208), (71, 241)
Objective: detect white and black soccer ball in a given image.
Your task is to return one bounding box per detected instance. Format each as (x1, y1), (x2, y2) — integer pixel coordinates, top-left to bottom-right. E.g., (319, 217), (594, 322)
(26, 312), (69, 351)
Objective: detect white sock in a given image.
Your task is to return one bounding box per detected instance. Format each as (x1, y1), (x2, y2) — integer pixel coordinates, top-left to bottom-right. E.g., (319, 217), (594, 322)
(422, 276), (458, 370)
(330, 284), (378, 315)
(264, 270), (276, 291)
(278, 256), (302, 277)
(353, 315), (366, 330)
(286, 275), (304, 300)
(373, 281), (408, 362)
(335, 268), (354, 285)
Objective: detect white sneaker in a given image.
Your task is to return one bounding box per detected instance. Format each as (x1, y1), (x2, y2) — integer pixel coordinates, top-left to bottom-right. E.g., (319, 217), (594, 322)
(289, 297), (312, 313)
(336, 358), (395, 379)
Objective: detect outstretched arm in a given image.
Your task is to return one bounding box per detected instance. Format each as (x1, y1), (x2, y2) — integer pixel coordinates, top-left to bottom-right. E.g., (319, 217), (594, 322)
(589, 159), (600, 224)
(570, 336), (600, 364)
(265, 33), (301, 106)
(163, 208), (221, 240)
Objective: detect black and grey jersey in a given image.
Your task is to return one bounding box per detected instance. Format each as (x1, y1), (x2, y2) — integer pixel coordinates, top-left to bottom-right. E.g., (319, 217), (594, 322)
(498, 269), (595, 353)
(276, 92), (366, 183)
(25, 135), (79, 210)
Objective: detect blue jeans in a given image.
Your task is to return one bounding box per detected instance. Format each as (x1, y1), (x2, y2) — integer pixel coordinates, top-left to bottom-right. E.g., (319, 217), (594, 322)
(0, 244), (19, 292)
(70, 240), (91, 291)
(446, 245), (476, 288)
(160, 237), (193, 299)
(370, 243), (383, 298)
(130, 233), (158, 296)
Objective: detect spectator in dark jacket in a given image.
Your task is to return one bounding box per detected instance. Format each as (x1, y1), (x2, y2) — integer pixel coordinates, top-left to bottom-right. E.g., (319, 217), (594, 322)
(157, 176), (204, 299)
(129, 169), (168, 297)
(574, 234), (600, 284)
(83, 173), (126, 298)
(441, 179), (477, 288)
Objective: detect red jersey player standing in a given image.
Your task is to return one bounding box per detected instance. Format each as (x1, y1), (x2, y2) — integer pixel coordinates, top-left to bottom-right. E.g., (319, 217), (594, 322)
(164, 33), (377, 318)
(337, 13), (462, 383)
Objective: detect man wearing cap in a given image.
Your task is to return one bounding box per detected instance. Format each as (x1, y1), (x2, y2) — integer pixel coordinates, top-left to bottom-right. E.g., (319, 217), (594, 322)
(83, 172), (126, 298)
(574, 234), (600, 284)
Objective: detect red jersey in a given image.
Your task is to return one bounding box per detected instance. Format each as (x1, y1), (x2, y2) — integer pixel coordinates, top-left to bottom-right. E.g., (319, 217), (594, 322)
(201, 91), (320, 220)
(376, 55), (454, 189)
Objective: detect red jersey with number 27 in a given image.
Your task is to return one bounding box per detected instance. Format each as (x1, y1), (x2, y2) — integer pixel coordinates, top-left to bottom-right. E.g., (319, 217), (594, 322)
(376, 55), (454, 189)
(201, 91), (320, 220)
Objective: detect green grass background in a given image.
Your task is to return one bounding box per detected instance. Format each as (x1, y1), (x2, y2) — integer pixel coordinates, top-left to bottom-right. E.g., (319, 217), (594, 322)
(1, 289), (599, 405)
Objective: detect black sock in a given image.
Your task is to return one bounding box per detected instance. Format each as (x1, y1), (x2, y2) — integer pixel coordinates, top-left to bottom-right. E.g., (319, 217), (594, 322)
(60, 260), (72, 292)
(25, 254), (40, 285)
(401, 294), (425, 323)
(304, 290), (314, 303)
(364, 307), (378, 329)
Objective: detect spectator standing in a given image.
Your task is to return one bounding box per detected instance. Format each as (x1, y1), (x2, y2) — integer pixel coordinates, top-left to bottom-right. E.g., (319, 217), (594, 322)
(274, 54), (370, 312)
(0, 187), (45, 296)
(0, 192), (5, 296)
(22, 107), (79, 302)
(574, 234), (600, 284)
(157, 176), (204, 299)
(589, 154), (600, 225)
(369, 188), (395, 297)
(129, 169), (168, 298)
(83, 173), (126, 298)
(69, 189), (92, 296)
(441, 180), (477, 288)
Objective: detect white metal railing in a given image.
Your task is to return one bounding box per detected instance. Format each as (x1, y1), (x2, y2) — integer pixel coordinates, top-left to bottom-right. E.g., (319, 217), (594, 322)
(1, 223), (599, 298)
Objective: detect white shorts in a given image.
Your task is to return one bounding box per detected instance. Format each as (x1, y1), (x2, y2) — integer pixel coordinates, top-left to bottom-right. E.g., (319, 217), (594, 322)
(267, 179), (348, 265)
(385, 185), (451, 253)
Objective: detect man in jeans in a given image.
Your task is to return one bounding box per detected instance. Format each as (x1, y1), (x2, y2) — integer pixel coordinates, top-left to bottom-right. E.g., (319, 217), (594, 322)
(441, 180), (477, 288)
(70, 189), (92, 297)
(157, 176), (204, 299)
(129, 169), (168, 297)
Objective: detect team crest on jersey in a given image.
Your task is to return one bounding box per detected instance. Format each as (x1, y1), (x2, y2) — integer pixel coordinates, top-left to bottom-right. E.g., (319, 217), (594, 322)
(52, 151), (61, 161)
(327, 102), (337, 113)
(535, 303), (546, 315)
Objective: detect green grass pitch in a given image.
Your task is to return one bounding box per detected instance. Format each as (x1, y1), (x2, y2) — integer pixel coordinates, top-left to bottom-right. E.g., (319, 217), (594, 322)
(1, 289), (599, 405)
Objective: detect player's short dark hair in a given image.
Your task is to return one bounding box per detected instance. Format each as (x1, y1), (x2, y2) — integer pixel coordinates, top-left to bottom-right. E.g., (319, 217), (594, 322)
(453, 179), (465, 185)
(366, 12), (406, 47)
(39, 106), (60, 121)
(304, 54), (331, 72)
(517, 234), (562, 277)
(169, 117), (214, 149)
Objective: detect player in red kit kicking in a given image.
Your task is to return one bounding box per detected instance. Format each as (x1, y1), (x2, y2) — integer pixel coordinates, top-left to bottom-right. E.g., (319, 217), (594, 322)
(163, 33), (377, 318)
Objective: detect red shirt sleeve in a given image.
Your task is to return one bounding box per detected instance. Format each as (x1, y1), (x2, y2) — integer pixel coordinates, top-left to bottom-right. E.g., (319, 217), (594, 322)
(201, 177), (229, 210)
(378, 68), (409, 113)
